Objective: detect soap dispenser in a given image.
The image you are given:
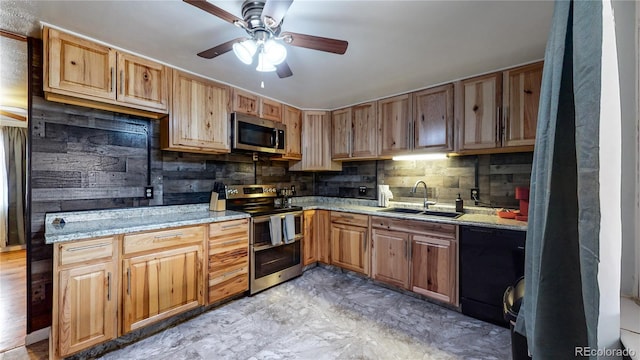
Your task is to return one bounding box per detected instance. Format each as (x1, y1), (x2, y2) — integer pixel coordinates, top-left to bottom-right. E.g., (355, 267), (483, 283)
(456, 193), (464, 212)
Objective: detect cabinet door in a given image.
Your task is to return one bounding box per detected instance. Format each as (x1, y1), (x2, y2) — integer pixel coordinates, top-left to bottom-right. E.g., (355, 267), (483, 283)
(460, 73), (502, 150)
(503, 62), (543, 147)
(57, 261), (116, 357)
(351, 102), (377, 158)
(167, 70), (230, 152)
(331, 108), (352, 159)
(208, 220), (249, 304)
(316, 210), (332, 264)
(117, 52), (168, 112)
(303, 210), (318, 266)
(46, 28), (116, 100)
(413, 84), (454, 152)
(411, 235), (456, 304)
(330, 223), (368, 275)
(290, 111), (342, 171)
(122, 245), (202, 333)
(282, 105), (302, 159)
(371, 229), (410, 289)
(232, 89), (259, 116)
(260, 98), (283, 122)
(378, 94), (412, 156)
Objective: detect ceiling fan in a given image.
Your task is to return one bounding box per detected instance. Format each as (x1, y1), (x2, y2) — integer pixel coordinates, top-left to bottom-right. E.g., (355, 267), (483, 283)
(184, 0), (349, 78)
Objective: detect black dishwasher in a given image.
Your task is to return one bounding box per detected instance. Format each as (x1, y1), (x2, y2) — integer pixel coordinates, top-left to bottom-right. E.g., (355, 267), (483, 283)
(459, 225), (526, 327)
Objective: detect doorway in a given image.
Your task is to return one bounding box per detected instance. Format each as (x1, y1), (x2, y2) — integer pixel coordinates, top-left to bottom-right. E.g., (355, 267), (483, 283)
(0, 29), (29, 353)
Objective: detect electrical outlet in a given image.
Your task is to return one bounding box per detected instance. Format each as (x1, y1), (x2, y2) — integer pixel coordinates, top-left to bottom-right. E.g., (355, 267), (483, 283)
(359, 186), (367, 195)
(144, 186), (154, 199)
(470, 188), (479, 205)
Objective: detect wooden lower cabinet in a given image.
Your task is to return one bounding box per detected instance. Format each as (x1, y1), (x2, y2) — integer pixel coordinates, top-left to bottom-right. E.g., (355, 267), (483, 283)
(370, 216), (458, 305)
(316, 210), (331, 264)
(208, 219), (249, 303)
(52, 237), (118, 359)
(411, 235), (457, 304)
(371, 229), (410, 289)
(303, 210), (318, 266)
(121, 225), (205, 334)
(330, 212), (369, 274)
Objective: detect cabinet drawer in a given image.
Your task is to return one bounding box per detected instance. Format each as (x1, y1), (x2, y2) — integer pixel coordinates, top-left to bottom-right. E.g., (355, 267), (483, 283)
(123, 226), (205, 255)
(371, 216), (456, 240)
(330, 212), (369, 227)
(209, 219), (249, 240)
(58, 237), (115, 266)
(208, 268), (248, 304)
(209, 246), (248, 280)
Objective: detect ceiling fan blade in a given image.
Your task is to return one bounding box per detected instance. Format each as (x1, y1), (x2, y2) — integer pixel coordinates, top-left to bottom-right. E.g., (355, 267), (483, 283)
(281, 32), (348, 55)
(183, 0), (242, 25)
(197, 37), (245, 59)
(261, 0), (294, 27)
(276, 61), (293, 78)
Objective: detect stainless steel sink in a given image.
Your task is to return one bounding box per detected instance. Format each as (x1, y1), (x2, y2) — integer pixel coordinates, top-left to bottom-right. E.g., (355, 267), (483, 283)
(378, 208), (424, 214)
(377, 208), (462, 219)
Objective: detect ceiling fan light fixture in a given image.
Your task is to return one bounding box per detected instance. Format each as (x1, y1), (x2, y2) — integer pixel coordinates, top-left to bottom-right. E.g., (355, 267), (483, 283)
(256, 52), (277, 72)
(232, 39), (257, 65)
(264, 40), (287, 65)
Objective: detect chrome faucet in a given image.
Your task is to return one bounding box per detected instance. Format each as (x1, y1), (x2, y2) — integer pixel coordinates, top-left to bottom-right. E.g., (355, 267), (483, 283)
(411, 180), (436, 209)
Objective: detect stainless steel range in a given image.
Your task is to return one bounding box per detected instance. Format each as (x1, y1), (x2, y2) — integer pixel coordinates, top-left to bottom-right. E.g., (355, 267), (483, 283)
(226, 185), (303, 295)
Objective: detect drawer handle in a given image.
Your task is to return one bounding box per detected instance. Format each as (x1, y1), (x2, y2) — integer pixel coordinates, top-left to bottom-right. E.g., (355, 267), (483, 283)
(217, 239), (245, 246)
(107, 272), (111, 301)
(154, 232), (184, 240)
(220, 224), (241, 230)
(65, 243), (110, 252)
(222, 268), (245, 278)
(341, 215), (354, 219)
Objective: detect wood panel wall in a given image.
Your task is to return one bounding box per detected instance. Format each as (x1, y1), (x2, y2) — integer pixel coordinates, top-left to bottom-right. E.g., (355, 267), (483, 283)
(27, 97), (311, 332)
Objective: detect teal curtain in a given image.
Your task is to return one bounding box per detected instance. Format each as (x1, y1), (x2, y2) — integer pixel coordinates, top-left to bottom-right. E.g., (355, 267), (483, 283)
(515, 1), (603, 358)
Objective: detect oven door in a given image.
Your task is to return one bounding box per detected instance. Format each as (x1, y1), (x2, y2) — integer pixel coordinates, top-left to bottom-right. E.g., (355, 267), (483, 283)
(250, 212), (303, 294)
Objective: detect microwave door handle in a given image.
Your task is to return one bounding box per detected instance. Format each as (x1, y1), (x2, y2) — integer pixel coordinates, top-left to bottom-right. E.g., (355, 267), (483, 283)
(274, 128), (280, 149)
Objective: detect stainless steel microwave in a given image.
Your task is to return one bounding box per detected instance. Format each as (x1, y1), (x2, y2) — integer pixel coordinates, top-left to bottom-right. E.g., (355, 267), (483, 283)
(231, 112), (286, 154)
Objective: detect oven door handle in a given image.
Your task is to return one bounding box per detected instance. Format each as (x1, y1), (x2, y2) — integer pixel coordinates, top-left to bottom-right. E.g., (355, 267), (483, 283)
(253, 239), (299, 252)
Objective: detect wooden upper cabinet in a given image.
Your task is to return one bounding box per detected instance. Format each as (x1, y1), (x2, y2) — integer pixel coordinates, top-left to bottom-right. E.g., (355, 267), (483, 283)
(378, 94), (412, 156)
(289, 111), (342, 171)
(460, 73), (502, 150)
(331, 107), (352, 160)
(413, 84), (454, 152)
(457, 61), (542, 152)
(351, 102), (377, 158)
(44, 27), (168, 116)
(161, 69), (230, 153)
(45, 28), (116, 100)
(260, 98), (283, 122)
(117, 52), (168, 111)
(232, 89), (283, 122)
(503, 62), (543, 147)
(232, 89), (259, 116)
(281, 105), (302, 160)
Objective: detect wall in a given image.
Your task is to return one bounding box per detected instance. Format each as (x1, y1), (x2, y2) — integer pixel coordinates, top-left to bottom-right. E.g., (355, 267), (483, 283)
(27, 96), (312, 331)
(315, 152), (533, 209)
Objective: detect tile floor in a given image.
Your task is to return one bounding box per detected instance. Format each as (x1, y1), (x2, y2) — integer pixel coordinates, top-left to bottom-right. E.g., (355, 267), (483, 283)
(94, 267), (511, 360)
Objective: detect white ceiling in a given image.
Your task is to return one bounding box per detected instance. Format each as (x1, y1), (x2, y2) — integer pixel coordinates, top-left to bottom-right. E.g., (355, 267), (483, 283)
(0, 0), (554, 110)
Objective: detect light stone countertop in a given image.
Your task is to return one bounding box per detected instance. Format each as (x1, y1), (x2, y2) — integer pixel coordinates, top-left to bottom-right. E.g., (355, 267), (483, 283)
(44, 204), (249, 244)
(44, 197), (527, 244)
(293, 196), (527, 231)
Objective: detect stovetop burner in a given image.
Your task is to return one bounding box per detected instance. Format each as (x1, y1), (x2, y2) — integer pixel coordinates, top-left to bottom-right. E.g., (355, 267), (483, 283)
(225, 185), (301, 216)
